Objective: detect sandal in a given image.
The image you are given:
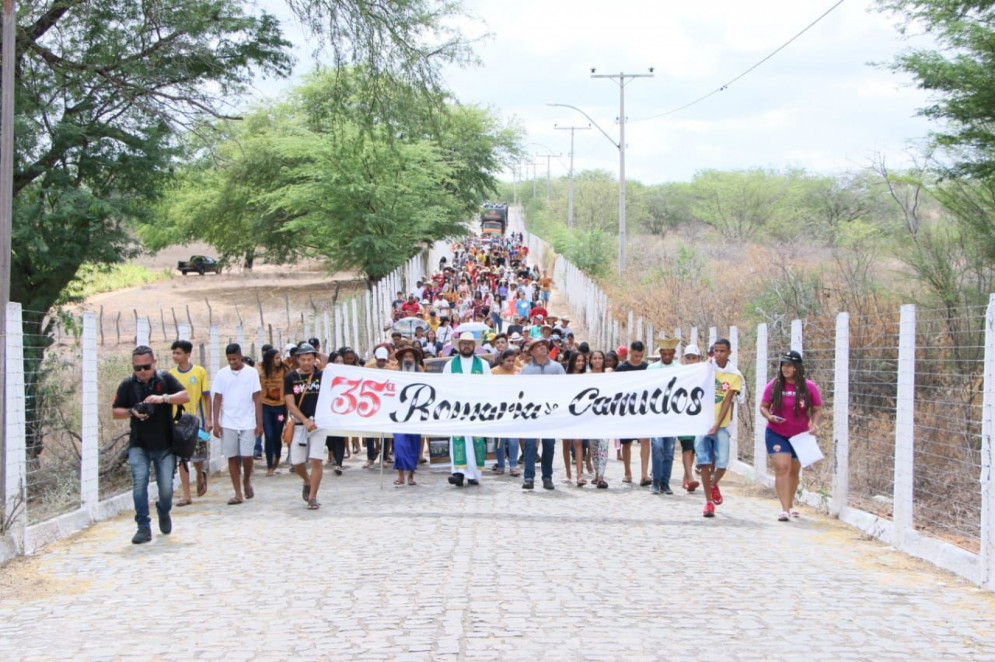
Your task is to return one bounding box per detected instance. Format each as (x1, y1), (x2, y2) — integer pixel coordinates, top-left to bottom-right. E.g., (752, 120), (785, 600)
(790, 509), (801, 518)
(778, 511), (790, 522)
(302, 483), (310, 502)
(227, 497), (243, 505)
(597, 480), (608, 489)
(576, 478), (587, 487)
(244, 484), (254, 500)
(493, 468), (505, 475)
(393, 479), (405, 486)
(334, 467), (343, 476)
(407, 478), (417, 486)
(197, 470), (208, 497)
(307, 499), (321, 510)
(176, 498), (192, 507)
(622, 476), (633, 484)
(639, 478), (652, 487)
(509, 469), (520, 477)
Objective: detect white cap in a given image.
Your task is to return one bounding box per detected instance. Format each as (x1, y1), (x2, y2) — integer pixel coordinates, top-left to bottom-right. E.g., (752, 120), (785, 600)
(374, 347), (389, 360)
(684, 344), (702, 357)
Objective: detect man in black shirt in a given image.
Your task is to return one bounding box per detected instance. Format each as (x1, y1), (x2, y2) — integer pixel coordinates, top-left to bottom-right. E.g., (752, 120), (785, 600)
(615, 340), (651, 486)
(112, 345), (190, 544)
(284, 343), (325, 510)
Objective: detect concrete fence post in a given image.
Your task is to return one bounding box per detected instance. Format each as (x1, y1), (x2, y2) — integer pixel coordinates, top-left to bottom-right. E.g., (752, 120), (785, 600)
(754, 323), (768, 480)
(177, 323), (191, 341)
(235, 326), (245, 349)
(81, 312), (99, 511)
(351, 298), (360, 356)
(791, 319), (803, 354)
(4, 302), (27, 555)
(831, 312), (851, 517)
(341, 303), (351, 350)
(893, 304), (917, 551)
(208, 325), (221, 472)
(980, 295), (995, 589)
(364, 291), (373, 353)
(136, 317), (151, 346)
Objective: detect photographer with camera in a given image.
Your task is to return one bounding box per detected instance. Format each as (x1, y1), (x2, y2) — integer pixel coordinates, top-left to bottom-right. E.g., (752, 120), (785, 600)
(112, 345), (190, 545)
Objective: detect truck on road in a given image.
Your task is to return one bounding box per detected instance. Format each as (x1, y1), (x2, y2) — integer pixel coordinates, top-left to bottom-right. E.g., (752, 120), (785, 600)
(480, 203), (508, 236)
(177, 255), (222, 275)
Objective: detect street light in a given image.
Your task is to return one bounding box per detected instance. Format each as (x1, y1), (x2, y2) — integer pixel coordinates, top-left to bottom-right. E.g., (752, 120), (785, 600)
(549, 67), (653, 275)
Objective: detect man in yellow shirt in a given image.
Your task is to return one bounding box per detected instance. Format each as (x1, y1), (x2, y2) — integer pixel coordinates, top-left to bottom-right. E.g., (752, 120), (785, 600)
(696, 338), (742, 518)
(170, 340), (212, 506)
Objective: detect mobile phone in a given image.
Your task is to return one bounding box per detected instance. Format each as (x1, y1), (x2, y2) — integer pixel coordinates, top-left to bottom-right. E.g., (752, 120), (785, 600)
(771, 415), (785, 423)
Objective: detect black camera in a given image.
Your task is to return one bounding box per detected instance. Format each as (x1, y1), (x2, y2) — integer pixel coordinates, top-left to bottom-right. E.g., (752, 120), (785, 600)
(134, 402), (155, 416)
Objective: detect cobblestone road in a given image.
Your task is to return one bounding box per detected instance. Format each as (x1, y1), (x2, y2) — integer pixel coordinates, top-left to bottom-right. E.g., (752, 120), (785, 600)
(2, 453), (995, 661)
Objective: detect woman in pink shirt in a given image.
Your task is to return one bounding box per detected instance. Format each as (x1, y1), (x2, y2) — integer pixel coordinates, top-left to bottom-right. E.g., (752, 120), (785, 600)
(760, 350), (823, 522)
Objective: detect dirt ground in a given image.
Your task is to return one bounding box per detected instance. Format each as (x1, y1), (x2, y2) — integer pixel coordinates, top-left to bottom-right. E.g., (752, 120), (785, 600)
(80, 243), (369, 346)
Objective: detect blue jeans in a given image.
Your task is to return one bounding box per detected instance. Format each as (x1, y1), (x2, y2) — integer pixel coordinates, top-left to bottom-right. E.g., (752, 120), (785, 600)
(262, 404), (287, 469)
(496, 438), (519, 470)
(522, 439), (555, 481)
(490, 311), (503, 332)
(651, 437), (676, 490)
(128, 446), (176, 528)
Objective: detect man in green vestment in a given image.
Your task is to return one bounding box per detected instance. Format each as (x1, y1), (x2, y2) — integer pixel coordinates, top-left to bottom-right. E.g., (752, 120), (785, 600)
(442, 332), (491, 486)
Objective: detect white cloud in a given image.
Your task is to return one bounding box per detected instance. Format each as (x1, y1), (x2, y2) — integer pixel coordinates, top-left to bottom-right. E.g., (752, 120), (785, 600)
(250, 0), (938, 183)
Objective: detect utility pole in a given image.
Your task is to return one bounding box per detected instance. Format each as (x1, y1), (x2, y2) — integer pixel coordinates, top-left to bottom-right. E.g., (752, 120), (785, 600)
(591, 68), (654, 275)
(534, 153), (560, 201)
(555, 125), (590, 227)
(0, 0), (17, 516)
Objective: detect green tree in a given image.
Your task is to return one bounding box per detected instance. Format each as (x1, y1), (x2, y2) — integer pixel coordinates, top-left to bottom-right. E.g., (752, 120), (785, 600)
(879, 1), (995, 178)
(151, 70), (524, 281)
(688, 168), (796, 241)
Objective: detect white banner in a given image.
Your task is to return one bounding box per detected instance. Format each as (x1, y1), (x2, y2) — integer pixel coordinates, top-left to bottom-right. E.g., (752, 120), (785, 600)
(314, 363), (716, 438)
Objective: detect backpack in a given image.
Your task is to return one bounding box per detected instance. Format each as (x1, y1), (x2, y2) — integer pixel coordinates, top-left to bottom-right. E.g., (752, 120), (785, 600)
(131, 371), (198, 459)
(171, 405), (200, 461)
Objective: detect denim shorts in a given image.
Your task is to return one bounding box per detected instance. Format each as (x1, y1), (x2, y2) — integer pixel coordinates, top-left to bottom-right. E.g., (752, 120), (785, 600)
(764, 428), (798, 459)
(694, 427), (730, 469)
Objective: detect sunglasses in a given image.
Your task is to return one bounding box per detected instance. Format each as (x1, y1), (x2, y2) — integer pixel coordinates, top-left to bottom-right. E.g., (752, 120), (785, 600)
(133, 364), (154, 372)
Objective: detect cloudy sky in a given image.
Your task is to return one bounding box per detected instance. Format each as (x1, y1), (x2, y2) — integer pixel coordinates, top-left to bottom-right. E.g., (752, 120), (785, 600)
(254, 0), (937, 184)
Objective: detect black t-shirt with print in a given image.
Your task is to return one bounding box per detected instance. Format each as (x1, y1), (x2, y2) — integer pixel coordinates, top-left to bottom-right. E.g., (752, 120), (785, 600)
(284, 369), (323, 420)
(614, 361), (648, 372)
(113, 371), (187, 451)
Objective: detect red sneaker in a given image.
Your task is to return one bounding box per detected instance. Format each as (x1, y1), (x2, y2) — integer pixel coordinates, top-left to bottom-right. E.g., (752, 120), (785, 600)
(703, 501), (715, 518)
(684, 479), (699, 493)
(711, 485), (723, 505)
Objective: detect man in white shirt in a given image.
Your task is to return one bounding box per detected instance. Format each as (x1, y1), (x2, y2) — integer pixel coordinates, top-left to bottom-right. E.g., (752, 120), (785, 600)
(212, 343), (262, 505)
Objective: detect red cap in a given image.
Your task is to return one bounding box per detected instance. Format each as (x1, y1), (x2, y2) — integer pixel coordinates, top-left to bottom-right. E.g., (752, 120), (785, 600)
(616, 346), (628, 359)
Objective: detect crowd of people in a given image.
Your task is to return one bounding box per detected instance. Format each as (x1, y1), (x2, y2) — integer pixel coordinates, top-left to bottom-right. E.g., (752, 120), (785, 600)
(113, 231), (822, 544)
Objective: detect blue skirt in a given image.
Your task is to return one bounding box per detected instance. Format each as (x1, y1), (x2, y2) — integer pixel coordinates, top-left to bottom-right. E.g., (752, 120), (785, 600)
(393, 433), (421, 471)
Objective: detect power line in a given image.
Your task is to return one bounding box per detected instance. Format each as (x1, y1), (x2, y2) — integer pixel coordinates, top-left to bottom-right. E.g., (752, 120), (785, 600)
(634, 0), (847, 122)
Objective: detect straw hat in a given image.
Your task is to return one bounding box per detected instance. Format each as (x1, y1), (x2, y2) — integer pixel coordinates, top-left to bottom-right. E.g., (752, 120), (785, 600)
(657, 337), (680, 351)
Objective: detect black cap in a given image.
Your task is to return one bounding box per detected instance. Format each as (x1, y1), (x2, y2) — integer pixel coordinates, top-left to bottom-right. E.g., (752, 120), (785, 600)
(780, 350), (803, 364)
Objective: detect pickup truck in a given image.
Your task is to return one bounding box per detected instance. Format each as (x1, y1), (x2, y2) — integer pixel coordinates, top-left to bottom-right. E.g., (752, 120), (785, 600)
(177, 255), (222, 275)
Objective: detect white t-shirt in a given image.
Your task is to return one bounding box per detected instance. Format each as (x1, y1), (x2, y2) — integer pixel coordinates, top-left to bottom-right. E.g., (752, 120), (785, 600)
(214, 365), (261, 429)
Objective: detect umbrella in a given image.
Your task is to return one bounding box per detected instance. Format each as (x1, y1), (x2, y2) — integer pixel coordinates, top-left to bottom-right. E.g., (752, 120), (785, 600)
(393, 316), (430, 338)
(452, 321), (490, 340)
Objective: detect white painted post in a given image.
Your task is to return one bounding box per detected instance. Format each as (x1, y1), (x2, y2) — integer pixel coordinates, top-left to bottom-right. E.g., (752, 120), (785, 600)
(627, 311), (634, 346)
(341, 303), (351, 349)
(256, 327), (265, 354)
(5, 303), (27, 554)
(136, 317), (151, 346)
(81, 313), (99, 511)
(208, 325), (222, 471)
(178, 323), (191, 341)
(635, 316), (643, 343)
(791, 319), (803, 354)
(831, 312), (851, 517)
(708, 326), (717, 351)
(729, 325), (740, 462)
(351, 297), (360, 356)
(981, 294), (995, 589)
(334, 305), (343, 351)
(364, 291), (373, 354)
(646, 323), (654, 345)
(674, 327), (682, 356)
(690, 326), (699, 348)
(754, 323), (769, 479)
(323, 312), (331, 353)
(893, 304), (916, 551)
(235, 326), (245, 349)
